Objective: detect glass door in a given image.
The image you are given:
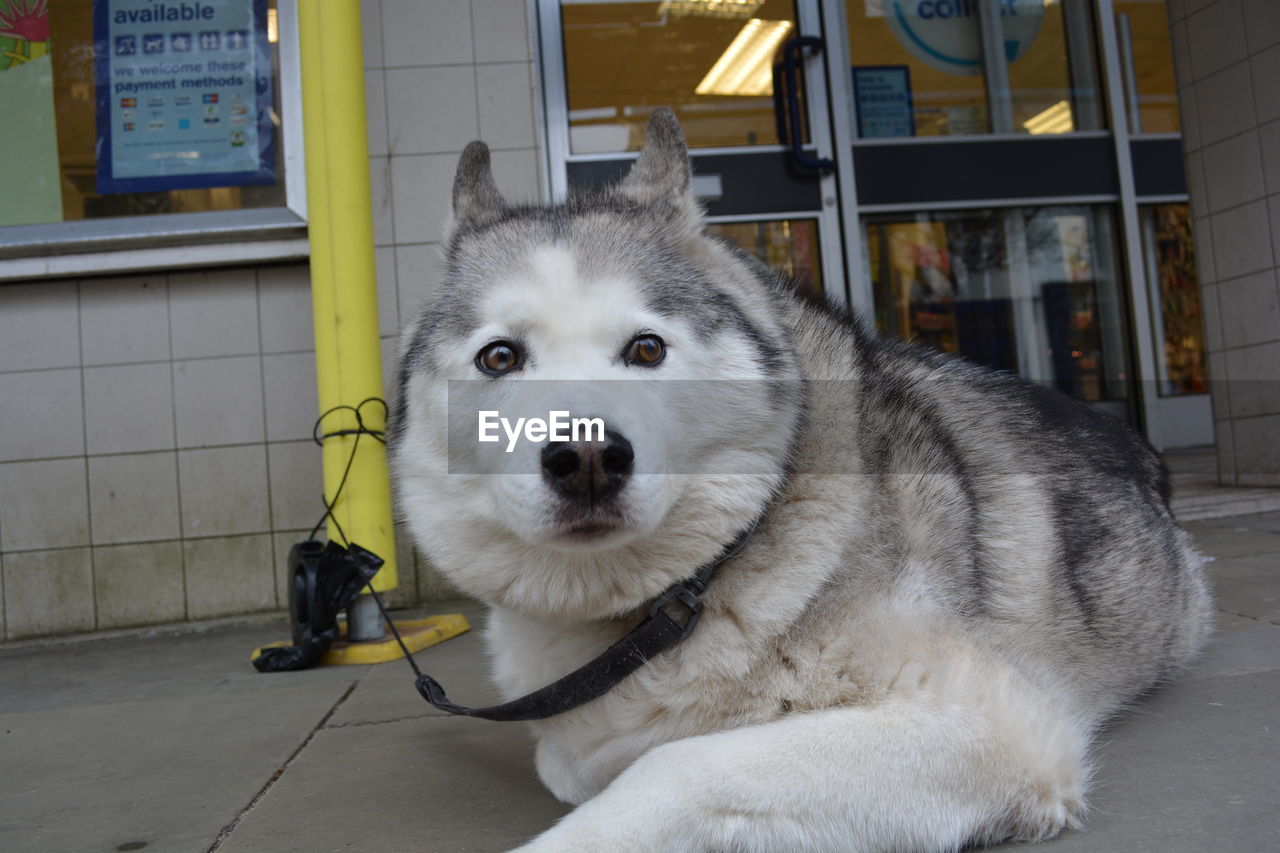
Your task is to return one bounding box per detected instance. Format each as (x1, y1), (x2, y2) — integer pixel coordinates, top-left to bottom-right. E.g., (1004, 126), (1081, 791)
(819, 0), (1210, 445)
(537, 0), (847, 304)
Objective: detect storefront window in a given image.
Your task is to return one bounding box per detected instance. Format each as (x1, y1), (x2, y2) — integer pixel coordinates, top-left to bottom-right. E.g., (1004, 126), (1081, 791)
(865, 205), (1131, 409)
(0, 0), (285, 230)
(1141, 203), (1206, 396)
(1114, 0), (1180, 134)
(560, 0), (799, 153)
(709, 217), (822, 296)
(845, 0), (1101, 138)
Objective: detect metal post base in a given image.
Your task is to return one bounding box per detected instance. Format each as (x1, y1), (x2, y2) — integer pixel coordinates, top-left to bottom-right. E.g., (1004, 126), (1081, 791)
(347, 593), (386, 642)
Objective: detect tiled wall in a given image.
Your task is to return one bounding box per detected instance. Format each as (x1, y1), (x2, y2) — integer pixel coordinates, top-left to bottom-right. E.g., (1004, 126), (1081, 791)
(0, 0), (544, 640)
(1171, 0), (1280, 486)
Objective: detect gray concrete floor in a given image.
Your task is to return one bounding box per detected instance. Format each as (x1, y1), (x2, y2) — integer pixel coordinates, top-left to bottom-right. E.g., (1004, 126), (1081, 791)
(3, 513), (1279, 853)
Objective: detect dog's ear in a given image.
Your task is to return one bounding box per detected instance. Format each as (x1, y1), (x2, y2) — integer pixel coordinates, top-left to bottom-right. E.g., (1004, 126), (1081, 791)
(618, 108), (700, 228)
(450, 141), (506, 234)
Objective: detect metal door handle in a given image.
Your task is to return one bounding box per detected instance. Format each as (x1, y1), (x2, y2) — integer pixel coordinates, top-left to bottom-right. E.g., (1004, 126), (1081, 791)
(772, 36), (835, 174)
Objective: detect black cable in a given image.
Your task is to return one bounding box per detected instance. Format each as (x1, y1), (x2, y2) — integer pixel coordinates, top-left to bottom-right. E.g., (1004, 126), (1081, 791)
(308, 397), (387, 543)
(308, 397), (421, 670)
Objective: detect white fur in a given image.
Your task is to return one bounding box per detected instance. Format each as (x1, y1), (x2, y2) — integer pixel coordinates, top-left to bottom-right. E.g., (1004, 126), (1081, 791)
(394, 118), (1210, 852)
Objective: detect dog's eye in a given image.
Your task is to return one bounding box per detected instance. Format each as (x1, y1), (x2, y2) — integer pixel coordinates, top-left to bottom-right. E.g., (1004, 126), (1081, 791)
(476, 341), (521, 375)
(625, 334), (666, 367)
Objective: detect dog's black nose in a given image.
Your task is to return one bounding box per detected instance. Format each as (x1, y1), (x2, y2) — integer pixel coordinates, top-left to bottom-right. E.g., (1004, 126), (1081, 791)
(541, 430), (634, 502)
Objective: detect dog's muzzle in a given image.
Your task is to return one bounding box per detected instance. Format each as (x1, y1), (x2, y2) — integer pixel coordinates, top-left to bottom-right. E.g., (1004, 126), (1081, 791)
(541, 429), (634, 503)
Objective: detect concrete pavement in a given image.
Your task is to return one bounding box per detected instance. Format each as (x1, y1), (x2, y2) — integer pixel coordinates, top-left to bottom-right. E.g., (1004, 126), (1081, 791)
(2, 512), (1278, 852)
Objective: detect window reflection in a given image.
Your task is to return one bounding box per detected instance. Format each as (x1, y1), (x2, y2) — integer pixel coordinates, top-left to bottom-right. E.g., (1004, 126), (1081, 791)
(845, 0), (1101, 138)
(561, 0), (799, 153)
(1114, 0), (1180, 134)
(865, 206), (1131, 408)
(709, 218), (823, 296)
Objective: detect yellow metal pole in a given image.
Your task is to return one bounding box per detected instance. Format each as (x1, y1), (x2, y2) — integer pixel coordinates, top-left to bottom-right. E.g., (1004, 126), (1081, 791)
(297, 0), (397, 598)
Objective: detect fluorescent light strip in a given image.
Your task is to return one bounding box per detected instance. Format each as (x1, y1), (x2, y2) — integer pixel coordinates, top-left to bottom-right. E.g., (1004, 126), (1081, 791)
(1023, 100), (1074, 135)
(658, 0), (763, 19)
(695, 19), (793, 97)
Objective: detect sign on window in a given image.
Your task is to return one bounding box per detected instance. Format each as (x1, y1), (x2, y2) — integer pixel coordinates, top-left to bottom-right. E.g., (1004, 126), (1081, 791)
(92, 0), (274, 194)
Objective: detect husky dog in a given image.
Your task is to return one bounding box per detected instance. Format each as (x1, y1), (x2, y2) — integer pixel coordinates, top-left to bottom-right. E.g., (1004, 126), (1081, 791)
(389, 110), (1213, 852)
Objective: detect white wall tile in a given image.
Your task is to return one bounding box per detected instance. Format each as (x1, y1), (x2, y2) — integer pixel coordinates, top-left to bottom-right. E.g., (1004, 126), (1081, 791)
(1186, 150), (1209, 221)
(1270, 194), (1280, 266)
(0, 369), (84, 463)
(1233, 414), (1280, 484)
(380, 336), (398, 405)
(184, 534), (275, 619)
(0, 282), (79, 371)
(262, 352), (318, 442)
(489, 147), (541, 204)
(365, 69), (389, 157)
(1208, 349), (1231, 420)
(1217, 270), (1280, 347)
(1259, 119), (1280, 194)
(1201, 131), (1265, 212)
(477, 63), (535, 150)
(375, 246), (399, 335)
(389, 153), (456, 244)
(370, 156), (394, 246)
(169, 268), (260, 359)
(80, 275), (169, 366)
(386, 66), (479, 155)
(93, 541), (185, 628)
(88, 452), (180, 545)
(173, 356), (265, 448)
(1171, 19), (1192, 92)
(382, 0), (473, 67)
(266, 440), (324, 532)
(178, 445), (271, 538)
(1196, 62), (1258, 147)
(1201, 283), (1224, 352)
(1209, 199), (1272, 279)
(1224, 340), (1280, 417)
(3, 548), (94, 639)
(271, 530), (300, 607)
(473, 0), (530, 63)
(83, 363), (175, 455)
(1252, 45), (1280, 123)
(361, 0), (384, 69)
(1178, 84), (1200, 151)
(1183, 0), (1219, 17)
(1193, 215), (1216, 283)
(395, 243), (446, 324)
(1187, 0), (1248, 79)
(257, 264), (314, 353)
(1242, 0), (1280, 54)
(0, 458), (89, 552)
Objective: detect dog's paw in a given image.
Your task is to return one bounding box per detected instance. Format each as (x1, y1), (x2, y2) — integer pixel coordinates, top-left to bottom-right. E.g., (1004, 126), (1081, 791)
(1001, 785), (1088, 844)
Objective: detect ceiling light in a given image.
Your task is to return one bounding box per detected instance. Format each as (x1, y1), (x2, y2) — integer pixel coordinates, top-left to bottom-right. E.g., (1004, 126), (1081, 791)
(695, 18), (793, 97)
(658, 0), (763, 19)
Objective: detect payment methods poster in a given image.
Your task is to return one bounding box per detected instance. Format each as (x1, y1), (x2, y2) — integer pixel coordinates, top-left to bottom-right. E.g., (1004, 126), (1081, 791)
(93, 0), (274, 194)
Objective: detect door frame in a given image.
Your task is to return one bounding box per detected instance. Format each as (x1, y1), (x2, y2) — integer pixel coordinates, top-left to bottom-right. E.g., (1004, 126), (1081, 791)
(533, 0), (851, 308)
(532, 0), (1213, 449)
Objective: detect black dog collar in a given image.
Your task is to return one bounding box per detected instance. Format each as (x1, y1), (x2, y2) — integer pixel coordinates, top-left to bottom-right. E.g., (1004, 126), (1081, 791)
(410, 520), (759, 722)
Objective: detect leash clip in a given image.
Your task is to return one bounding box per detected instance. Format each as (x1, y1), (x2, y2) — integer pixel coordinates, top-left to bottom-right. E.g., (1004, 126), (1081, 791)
(649, 582), (704, 639)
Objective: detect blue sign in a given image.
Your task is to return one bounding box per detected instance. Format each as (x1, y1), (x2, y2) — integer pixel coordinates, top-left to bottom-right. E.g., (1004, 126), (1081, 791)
(93, 0), (274, 194)
(885, 0), (1044, 77)
(853, 66), (915, 139)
